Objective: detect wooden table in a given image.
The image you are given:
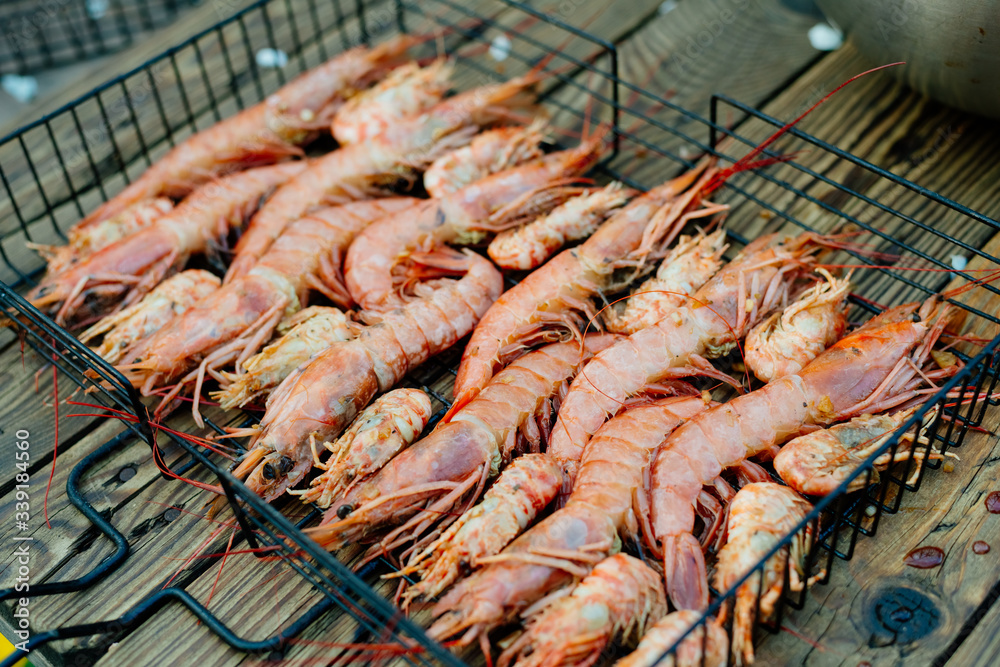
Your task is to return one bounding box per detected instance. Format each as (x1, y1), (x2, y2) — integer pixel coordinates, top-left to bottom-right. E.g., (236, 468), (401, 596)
(2, 0), (1000, 665)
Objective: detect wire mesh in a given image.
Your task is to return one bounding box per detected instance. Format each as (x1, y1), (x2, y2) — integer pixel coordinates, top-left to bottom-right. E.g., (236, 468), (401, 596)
(0, 0), (201, 76)
(1, 0), (999, 665)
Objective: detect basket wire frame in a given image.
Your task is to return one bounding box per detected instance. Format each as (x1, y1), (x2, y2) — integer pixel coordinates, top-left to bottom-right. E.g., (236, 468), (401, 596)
(1, 0), (999, 665)
(1, 0), (199, 76)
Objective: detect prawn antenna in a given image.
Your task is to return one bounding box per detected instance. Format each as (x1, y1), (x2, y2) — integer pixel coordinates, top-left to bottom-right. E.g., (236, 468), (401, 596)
(704, 62), (905, 195)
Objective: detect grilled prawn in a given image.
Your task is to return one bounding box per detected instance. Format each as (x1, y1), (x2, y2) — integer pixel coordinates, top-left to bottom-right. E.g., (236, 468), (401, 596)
(29, 162), (306, 327)
(29, 198), (173, 277)
(396, 453), (563, 605)
(497, 553), (667, 667)
(616, 611), (728, 667)
(648, 298), (964, 611)
(305, 336), (621, 554)
(117, 198), (419, 424)
(428, 396), (709, 648)
(79, 37), (414, 228)
(226, 71), (540, 280)
(292, 388), (433, 507)
(344, 129), (610, 311)
(451, 161), (722, 412)
(715, 482), (816, 666)
(606, 229), (727, 335)
(331, 59), (452, 145)
(774, 406), (945, 496)
(213, 306), (356, 409)
(79, 270), (220, 364)
(745, 268), (850, 382)
(423, 121), (547, 197)
(487, 182), (634, 270)
(549, 231), (830, 485)
(231, 248), (503, 502)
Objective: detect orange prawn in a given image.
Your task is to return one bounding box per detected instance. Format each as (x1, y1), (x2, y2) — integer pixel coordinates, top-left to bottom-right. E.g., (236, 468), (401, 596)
(224, 72), (542, 281)
(79, 269), (220, 364)
(744, 268), (851, 382)
(497, 553), (667, 667)
(28, 198), (174, 277)
(487, 182), (635, 270)
(28, 162), (306, 327)
(616, 611), (728, 667)
(229, 248), (503, 502)
(647, 297), (964, 611)
(116, 198), (419, 424)
(714, 482), (817, 666)
(548, 231), (831, 485)
(78, 37), (414, 228)
(428, 396), (709, 649)
(774, 405), (947, 496)
(450, 160), (723, 412)
(303, 335), (621, 553)
(394, 452), (563, 606)
(212, 306), (356, 409)
(344, 128), (610, 311)
(291, 387), (433, 507)
(606, 229), (728, 335)
(423, 121), (547, 198)
(331, 59), (453, 145)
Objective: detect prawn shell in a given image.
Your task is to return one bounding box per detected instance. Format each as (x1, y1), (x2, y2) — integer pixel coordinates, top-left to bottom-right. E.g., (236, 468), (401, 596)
(400, 453), (563, 603)
(311, 336), (620, 546)
(499, 553), (667, 667)
(616, 610), (728, 667)
(428, 396), (708, 644)
(79, 36), (416, 229)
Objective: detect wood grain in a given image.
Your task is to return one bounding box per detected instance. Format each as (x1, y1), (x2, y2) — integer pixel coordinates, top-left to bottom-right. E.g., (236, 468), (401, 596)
(0, 3), (674, 667)
(546, 0), (822, 186)
(731, 45), (1000, 667)
(4, 1), (1000, 666)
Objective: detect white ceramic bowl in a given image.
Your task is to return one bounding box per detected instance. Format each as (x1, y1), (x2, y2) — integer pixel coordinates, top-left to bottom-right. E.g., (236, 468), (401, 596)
(816, 0), (1000, 118)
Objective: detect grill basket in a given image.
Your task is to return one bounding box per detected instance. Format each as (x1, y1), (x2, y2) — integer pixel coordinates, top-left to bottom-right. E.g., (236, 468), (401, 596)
(1, 0), (999, 665)
(1, 0), (199, 76)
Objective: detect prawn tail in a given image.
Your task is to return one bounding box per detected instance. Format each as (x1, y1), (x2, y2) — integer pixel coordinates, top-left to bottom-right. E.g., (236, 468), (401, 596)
(663, 532), (709, 611)
(441, 391), (475, 424)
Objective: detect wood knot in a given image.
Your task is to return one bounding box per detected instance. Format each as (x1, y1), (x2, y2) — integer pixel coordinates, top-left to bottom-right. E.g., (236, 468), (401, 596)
(865, 586), (942, 647)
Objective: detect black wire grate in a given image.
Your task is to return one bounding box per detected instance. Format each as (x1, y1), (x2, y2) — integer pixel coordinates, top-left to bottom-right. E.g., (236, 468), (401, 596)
(1, 0), (999, 665)
(0, 0), (201, 76)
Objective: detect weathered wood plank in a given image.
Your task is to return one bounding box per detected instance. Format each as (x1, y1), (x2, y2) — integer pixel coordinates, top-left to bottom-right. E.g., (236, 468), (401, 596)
(547, 0), (823, 185)
(0, 0), (250, 136)
(732, 46), (1000, 666)
(0, 409), (230, 594)
(0, 333), (104, 473)
(945, 586), (1000, 667)
(703, 45), (1000, 262)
